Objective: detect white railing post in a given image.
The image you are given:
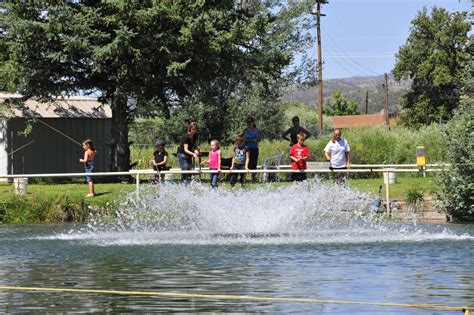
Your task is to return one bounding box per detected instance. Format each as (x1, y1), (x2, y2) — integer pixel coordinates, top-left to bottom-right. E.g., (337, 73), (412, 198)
(385, 169), (390, 215)
(136, 173), (140, 197)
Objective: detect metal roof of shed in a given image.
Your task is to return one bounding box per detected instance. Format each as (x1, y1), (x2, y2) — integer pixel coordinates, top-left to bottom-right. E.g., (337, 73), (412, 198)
(0, 93), (111, 119)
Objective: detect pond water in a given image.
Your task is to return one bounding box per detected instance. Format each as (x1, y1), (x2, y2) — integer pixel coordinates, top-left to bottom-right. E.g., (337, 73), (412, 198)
(0, 182), (473, 313)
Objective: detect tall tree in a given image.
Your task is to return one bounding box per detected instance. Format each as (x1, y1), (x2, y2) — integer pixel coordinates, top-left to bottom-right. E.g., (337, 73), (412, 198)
(1, 1), (309, 171)
(393, 7), (471, 127)
(0, 29), (21, 92)
(323, 90), (360, 116)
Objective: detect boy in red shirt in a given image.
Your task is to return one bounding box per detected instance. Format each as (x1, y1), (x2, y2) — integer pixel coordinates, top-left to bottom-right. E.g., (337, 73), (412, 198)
(290, 133), (310, 182)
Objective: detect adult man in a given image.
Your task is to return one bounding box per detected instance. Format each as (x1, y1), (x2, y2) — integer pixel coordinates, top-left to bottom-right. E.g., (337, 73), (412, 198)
(324, 129), (350, 184)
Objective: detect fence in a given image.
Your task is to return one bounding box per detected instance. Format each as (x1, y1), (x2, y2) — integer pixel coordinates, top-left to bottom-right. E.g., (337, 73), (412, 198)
(0, 164), (449, 214)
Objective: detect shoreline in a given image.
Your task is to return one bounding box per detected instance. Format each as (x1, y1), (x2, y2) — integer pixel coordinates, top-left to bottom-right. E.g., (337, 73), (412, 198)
(0, 179), (464, 225)
(0, 194), (453, 225)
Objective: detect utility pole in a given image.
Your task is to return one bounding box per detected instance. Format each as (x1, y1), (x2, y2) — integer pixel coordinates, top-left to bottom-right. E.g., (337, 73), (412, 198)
(315, 1), (328, 133)
(365, 90), (369, 115)
(383, 73), (389, 125)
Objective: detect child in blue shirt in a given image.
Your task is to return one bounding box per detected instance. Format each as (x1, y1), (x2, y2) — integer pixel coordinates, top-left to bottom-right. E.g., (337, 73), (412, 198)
(230, 135), (249, 188)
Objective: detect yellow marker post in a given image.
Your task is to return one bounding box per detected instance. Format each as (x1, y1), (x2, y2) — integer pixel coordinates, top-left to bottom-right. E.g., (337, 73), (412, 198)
(416, 146), (426, 170)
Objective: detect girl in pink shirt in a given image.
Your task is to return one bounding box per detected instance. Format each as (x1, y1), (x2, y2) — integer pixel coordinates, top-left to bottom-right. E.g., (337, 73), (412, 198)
(201, 140), (221, 188)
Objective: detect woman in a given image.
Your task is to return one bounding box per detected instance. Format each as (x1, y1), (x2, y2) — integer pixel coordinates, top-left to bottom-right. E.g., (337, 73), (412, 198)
(282, 116), (312, 147)
(324, 128), (350, 185)
(177, 122), (200, 182)
(242, 117), (261, 182)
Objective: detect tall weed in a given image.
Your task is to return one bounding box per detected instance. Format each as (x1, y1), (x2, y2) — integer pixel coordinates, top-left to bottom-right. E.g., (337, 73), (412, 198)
(129, 125), (447, 169)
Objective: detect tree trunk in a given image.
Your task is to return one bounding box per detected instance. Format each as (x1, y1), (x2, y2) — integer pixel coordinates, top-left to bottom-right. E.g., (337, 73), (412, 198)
(110, 90), (130, 173)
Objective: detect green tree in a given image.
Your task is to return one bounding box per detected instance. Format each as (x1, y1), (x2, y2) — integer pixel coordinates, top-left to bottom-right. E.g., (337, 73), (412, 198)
(0, 30), (22, 92)
(393, 7), (471, 127)
(1, 1), (308, 171)
(323, 90), (360, 116)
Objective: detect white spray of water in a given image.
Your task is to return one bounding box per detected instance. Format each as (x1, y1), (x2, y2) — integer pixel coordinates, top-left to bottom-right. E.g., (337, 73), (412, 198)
(47, 180), (473, 245)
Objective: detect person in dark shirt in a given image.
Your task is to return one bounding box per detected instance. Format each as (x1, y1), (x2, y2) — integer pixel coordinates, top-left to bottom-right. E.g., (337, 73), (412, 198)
(230, 135), (249, 188)
(242, 117), (261, 183)
(282, 116), (312, 147)
(177, 122), (200, 182)
(151, 139), (168, 182)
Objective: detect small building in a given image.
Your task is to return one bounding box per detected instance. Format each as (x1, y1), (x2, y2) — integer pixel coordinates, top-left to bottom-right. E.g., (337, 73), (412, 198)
(0, 93), (112, 177)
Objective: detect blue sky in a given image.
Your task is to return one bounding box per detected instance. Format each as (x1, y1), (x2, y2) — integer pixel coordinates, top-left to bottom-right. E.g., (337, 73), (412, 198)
(310, 0), (471, 79)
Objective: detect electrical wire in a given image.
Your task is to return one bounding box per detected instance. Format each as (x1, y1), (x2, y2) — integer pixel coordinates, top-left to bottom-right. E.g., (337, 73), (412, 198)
(321, 26), (384, 76)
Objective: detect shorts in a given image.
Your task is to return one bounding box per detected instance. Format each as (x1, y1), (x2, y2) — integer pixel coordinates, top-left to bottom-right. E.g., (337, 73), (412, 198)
(154, 165), (167, 172)
(85, 165), (94, 183)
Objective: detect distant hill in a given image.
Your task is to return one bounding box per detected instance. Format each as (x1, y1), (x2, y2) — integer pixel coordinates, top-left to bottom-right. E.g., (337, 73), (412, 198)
(282, 75), (410, 114)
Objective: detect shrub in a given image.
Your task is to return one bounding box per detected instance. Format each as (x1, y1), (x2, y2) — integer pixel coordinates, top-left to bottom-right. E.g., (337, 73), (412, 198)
(436, 97), (474, 222)
(344, 125), (447, 165)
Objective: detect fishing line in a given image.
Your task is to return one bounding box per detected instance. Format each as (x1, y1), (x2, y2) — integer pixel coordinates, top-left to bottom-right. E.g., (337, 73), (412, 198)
(0, 285), (469, 313)
(0, 140), (35, 160)
(36, 118), (82, 146)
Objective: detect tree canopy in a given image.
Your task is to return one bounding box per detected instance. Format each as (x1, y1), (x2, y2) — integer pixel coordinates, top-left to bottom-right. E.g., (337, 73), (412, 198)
(0, 1), (311, 171)
(323, 90), (360, 116)
(393, 7), (471, 127)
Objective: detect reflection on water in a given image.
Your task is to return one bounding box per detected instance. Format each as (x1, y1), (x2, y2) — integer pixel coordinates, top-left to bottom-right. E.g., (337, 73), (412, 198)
(0, 181), (473, 313)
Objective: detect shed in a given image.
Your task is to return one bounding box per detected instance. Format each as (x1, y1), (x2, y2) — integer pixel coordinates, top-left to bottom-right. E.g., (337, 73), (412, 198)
(0, 93), (112, 178)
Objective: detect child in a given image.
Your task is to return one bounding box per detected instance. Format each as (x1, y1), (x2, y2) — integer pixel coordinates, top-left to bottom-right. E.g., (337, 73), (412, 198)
(200, 140), (221, 188)
(290, 132), (309, 182)
(230, 135), (249, 188)
(79, 139), (97, 197)
(151, 140), (168, 183)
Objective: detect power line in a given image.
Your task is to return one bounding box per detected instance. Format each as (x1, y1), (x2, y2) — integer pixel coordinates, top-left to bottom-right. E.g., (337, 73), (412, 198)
(320, 43), (362, 77)
(325, 53), (395, 58)
(322, 26), (382, 76)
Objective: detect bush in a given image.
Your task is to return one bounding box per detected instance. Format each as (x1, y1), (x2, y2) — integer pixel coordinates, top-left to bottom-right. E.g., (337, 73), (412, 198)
(343, 125), (447, 165)
(436, 97), (474, 222)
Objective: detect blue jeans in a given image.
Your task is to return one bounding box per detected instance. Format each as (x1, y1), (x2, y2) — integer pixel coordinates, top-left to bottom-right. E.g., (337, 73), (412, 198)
(230, 164), (245, 187)
(178, 153), (193, 181)
(210, 169), (218, 188)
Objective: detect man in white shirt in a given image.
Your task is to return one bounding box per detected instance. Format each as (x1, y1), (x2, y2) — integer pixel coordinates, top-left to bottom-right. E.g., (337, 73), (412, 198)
(324, 129), (350, 184)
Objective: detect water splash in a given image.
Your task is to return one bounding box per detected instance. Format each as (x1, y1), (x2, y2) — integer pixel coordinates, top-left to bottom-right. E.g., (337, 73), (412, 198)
(48, 180), (473, 245)
(88, 180), (372, 231)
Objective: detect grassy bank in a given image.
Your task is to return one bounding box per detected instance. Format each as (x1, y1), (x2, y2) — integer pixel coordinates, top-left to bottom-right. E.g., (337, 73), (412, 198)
(0, 175), (439, 224)
(0, 183), (135, 223)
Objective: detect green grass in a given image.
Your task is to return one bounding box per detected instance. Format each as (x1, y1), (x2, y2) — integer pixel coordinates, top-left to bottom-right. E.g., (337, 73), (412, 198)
(0, 182), (136, 224)
(347, 175), (439, 199)
(0, 182), (135, 203)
